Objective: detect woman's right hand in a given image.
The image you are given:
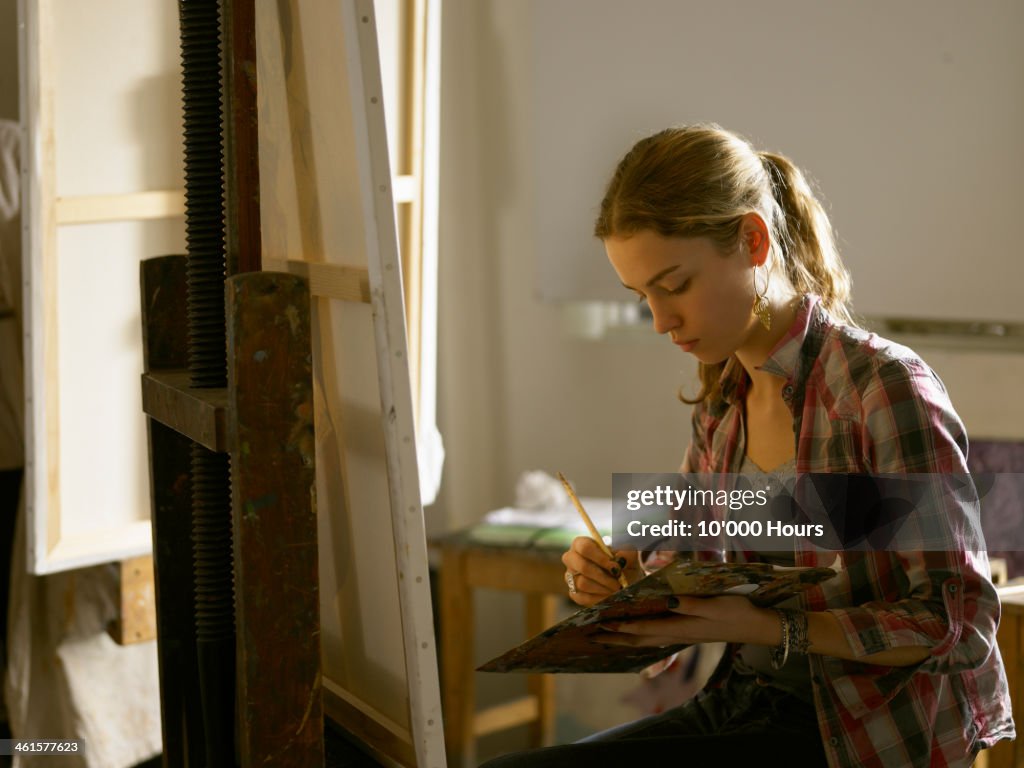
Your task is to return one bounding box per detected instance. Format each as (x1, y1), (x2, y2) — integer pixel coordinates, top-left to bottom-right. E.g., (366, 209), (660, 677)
(561, 537), (640, 607)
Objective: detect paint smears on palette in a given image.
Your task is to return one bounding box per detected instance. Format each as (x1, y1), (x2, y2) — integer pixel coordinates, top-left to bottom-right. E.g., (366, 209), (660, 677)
(478, 559), (838, 674)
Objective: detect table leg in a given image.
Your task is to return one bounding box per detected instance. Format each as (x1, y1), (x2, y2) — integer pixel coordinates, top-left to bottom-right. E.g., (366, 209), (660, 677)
(525, 593), (558, 747)
(441, 546), (476, 767)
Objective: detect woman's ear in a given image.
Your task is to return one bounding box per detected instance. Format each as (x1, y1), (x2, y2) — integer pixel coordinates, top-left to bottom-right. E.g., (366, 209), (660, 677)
(740, 213), (770, 266)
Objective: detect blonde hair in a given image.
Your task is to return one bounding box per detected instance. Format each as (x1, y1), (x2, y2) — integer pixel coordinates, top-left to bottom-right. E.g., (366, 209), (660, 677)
(594, 124), (854, 404)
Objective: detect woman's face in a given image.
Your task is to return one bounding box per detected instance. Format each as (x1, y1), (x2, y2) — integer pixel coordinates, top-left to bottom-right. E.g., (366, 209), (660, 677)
(604, 229), (758, 364)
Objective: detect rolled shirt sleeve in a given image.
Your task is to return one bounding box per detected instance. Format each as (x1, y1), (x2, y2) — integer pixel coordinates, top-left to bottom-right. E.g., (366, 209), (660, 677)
(818, 359), (1000, 714)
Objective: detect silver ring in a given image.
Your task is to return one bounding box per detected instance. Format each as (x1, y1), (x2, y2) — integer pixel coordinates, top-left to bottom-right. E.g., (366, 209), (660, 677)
(565, 571), (578, 595)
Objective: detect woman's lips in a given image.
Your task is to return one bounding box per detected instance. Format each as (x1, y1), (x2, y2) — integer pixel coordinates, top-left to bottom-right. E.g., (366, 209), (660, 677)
(674, 338), (699, 352)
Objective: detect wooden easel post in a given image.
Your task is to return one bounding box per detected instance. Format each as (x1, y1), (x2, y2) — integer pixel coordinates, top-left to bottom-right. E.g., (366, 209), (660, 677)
(141, 260), (324, 766)
(141, 254), (204, 768)
(226, 271), (322, 764)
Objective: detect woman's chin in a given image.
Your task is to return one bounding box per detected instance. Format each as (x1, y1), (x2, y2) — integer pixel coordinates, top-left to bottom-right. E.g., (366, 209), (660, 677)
(692, 348), (729, 365)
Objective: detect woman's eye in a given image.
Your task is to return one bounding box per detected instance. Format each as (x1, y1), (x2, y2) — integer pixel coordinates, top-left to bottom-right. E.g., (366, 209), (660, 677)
(667, 279), (691, 295)
(633, 292), (648, 304)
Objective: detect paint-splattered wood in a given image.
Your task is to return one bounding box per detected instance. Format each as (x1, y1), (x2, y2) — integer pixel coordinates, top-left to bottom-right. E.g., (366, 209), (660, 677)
(147, 419), (206, 767)
(141, 371), (228, 452)
(140, 254), (207, 768)
(140, 253), (228, 452)
(107, 555), (157, 645)
(226, 271), (323, 766)
(223, 0), (261, 275)
(140, 255), (188, 371)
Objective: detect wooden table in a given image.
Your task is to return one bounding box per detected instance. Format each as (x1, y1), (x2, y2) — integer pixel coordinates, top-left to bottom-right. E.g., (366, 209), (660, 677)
(436, 537), (568, 768)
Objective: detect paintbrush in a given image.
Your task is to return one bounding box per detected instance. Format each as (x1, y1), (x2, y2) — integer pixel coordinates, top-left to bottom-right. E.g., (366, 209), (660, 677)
(557, 471), (629, 588)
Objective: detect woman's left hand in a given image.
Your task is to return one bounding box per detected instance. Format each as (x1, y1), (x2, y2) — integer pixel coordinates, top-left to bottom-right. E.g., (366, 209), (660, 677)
(596, 595), (780, 648)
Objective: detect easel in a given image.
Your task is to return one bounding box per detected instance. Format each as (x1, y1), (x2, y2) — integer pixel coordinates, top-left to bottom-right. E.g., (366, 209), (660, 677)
(139, 0), (323, 764)
(141, 1), (444, 766)
(141, 258), (321, 766)
(20, 0), (440, 761)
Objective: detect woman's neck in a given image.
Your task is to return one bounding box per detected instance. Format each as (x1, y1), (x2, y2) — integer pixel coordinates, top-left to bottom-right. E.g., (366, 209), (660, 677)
(734, 292), (801, 397)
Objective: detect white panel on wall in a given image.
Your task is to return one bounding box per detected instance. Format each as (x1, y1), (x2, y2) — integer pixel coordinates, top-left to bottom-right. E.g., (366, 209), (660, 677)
(532, 0), (1024, 323)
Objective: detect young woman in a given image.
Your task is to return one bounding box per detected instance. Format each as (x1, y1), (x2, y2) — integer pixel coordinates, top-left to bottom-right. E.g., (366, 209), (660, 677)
(484, 125), (1014, 767)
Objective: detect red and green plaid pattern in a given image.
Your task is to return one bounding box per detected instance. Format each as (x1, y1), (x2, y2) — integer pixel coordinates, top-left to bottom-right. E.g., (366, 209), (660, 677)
(680, 295), (1015, 767)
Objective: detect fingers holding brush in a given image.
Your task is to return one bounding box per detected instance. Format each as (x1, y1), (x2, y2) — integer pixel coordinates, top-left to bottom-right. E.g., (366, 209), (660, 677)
(557, 472), (630, 588)
(562, 536), (628, 606)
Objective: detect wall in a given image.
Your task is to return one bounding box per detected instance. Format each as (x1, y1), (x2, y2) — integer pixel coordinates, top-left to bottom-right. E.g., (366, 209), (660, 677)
(528, 0), (1024, 323)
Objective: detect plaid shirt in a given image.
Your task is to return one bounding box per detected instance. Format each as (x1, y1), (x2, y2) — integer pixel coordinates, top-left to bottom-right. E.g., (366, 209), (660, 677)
(679, 294), (1015, 767)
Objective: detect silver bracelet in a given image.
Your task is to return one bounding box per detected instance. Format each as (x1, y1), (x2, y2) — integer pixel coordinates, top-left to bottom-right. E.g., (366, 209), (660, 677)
(769, 608), (790, 670)
(790, 610), (811, 655)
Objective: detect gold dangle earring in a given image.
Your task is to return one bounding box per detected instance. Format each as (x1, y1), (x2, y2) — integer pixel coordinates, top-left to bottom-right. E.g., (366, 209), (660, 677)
(751, 264), (772, 330)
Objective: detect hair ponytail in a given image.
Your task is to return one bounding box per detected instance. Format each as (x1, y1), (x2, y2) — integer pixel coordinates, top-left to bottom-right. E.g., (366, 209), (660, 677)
(759, 151), (854, 325)
(595, 125), (857, 405)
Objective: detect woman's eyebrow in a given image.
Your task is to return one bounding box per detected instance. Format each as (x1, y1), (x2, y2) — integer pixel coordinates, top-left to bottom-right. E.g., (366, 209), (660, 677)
(620, 265), (681, 291)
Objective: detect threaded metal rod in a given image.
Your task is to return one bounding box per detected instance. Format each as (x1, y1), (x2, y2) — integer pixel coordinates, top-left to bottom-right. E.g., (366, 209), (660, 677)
(178, 1), (236, 764)
(191, 443), (235, 767)
(180, 0), (228, 388)
(191, 446), (234, 643)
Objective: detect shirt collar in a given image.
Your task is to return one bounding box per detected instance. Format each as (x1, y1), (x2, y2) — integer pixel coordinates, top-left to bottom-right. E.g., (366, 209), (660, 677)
(718, 293), (822, 405)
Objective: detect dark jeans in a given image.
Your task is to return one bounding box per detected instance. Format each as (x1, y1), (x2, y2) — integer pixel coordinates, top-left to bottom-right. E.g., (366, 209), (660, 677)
(479, 670), (828, 767)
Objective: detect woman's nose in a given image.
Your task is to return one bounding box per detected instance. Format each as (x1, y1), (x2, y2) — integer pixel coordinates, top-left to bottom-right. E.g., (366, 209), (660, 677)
(649, 299), (681, 336)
